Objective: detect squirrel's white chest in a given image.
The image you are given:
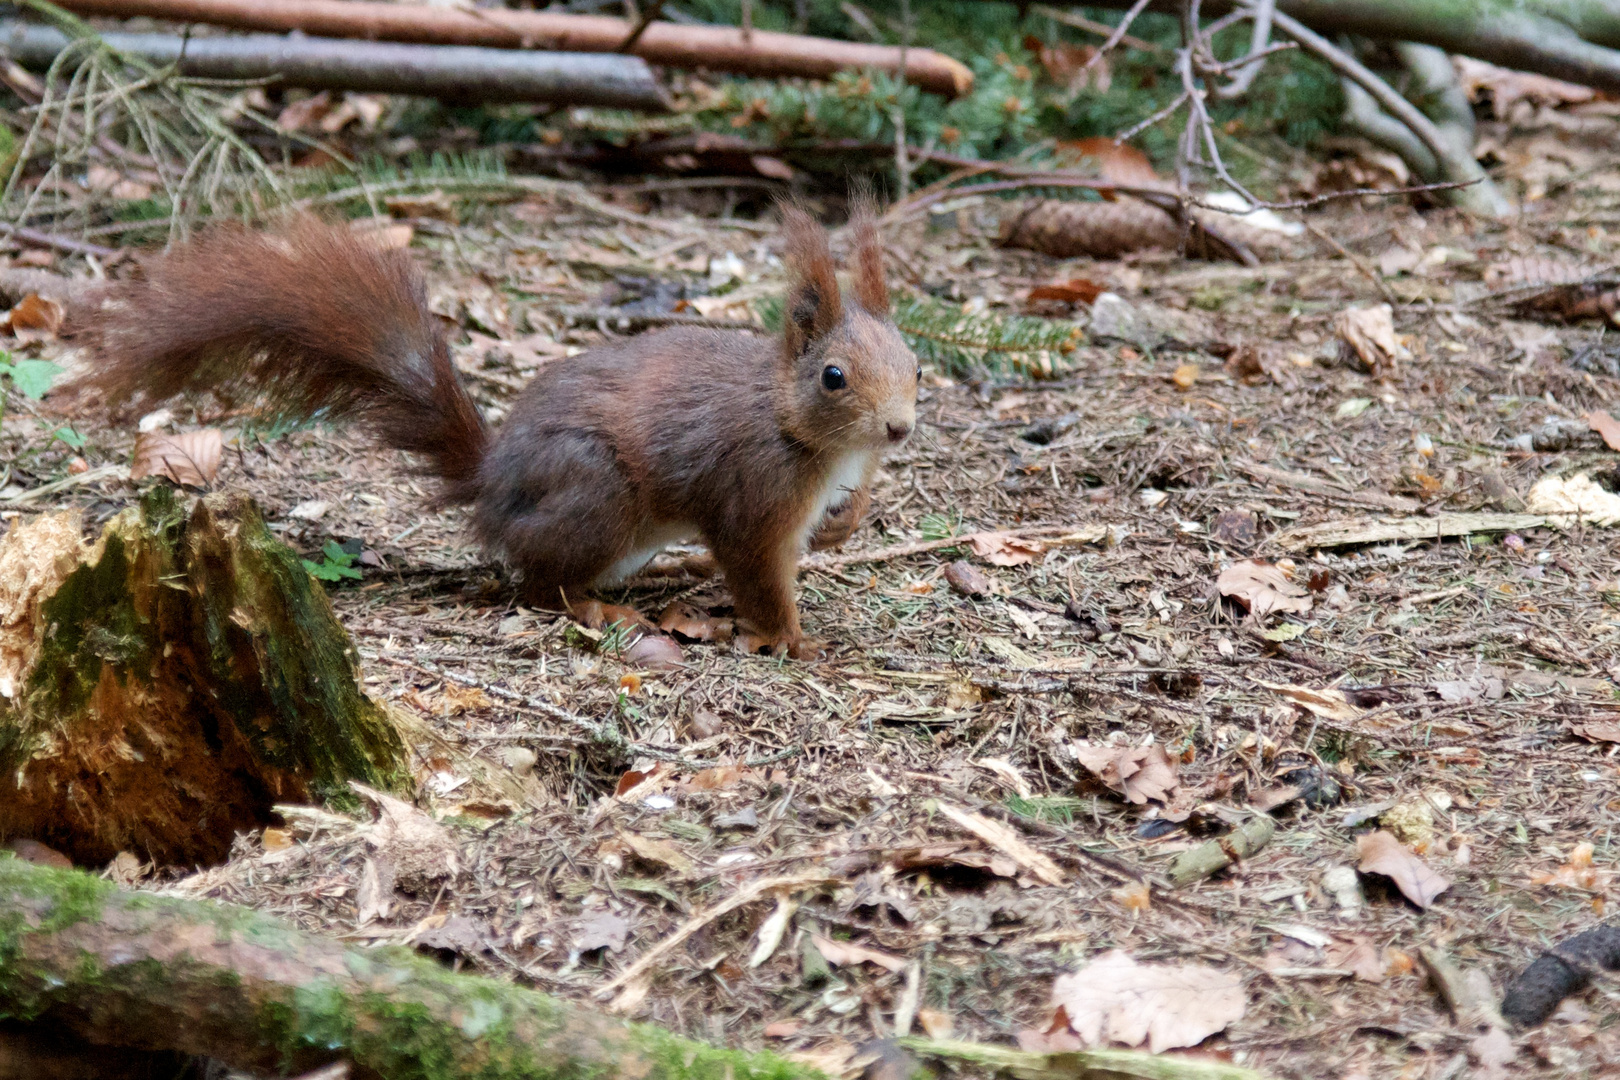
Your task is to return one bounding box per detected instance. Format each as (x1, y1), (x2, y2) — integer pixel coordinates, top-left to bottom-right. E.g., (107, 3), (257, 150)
(799, 449), (874, 548)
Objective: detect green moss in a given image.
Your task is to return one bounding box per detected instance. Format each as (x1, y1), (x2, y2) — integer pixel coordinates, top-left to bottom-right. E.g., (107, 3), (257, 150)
(0, 857), (827, 1080)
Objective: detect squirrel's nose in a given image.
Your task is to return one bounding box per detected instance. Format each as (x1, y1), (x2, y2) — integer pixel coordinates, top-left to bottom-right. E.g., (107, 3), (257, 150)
(887, 421), (912, 443)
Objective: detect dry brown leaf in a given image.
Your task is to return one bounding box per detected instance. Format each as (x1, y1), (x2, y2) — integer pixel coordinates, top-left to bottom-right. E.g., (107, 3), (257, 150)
(386, 189), (458, 223)
(1588, 411), (1620, 452)
(435, 683), (491, 716)
(1171, 363), (1199, 390)
(1571, 720), (1620, 743)
(1333, 304), (1409, 376)
(130, 428), (223, 488)
(352, 219), (415, 251)
(1028, 278), (1106, 306)
(574, 906), (632, 953)
(1455, 56), (1595, 118)
(352, 781), (459, 893)
(355, 856), (393, 924)
(1529, 841), (1604, 891)
(762, 1020), (803, 1039)
(966, 531), (1046, 567)
(1051, 950), (1246, 1054)
(1216, 559), (1312, 619)
(1071, 742), (1179, 805)
(1255, 680), (1361, 723)
(915, 1007), (954, 1039)
(687, 764), (747, 791)
(934, 801), (1065, 885)
(811, 933), (908, 973)
(658, 602), (733, 642)
(1057, 136), (1162, 186)
(1324, 936), (1386, 983)
(1356, 829), (1451, 909)
(1111, 880), (1151, 913)
(617, 830), (695, 875)
(2, 292), (64, 344)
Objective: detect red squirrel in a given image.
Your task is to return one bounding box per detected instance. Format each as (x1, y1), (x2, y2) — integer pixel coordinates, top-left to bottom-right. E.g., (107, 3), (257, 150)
(72, 209), (919, 657)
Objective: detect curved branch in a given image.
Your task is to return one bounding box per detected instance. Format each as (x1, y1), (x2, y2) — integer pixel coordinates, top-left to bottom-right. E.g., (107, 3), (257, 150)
(1001, 0), (1620, 94)
(1269, 10), (1510, 216)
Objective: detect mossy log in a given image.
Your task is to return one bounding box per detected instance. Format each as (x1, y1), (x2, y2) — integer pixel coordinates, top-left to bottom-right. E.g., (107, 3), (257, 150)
(0, 488), (407, 866)
(0, 857), (821, 1080)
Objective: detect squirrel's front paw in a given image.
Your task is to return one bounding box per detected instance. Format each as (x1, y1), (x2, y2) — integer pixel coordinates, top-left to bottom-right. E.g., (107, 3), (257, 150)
(733, 628), (829, 660)
(782, 636), (830, 661)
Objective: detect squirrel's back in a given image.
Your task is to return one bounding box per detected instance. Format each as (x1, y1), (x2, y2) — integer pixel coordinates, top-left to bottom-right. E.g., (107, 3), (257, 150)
(74, 216), (490, 503)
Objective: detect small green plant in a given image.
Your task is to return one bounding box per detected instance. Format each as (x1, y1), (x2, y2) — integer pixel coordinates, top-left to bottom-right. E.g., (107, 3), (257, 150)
(52, 426), (85, 449)
(0, 354), (63, 445)
(918, 510), (961, 541)
(1005, 794), (1088, 824)
(0, 353), (62, 400)
(598, 619), (635, 657)
(301, 540), (362, 582)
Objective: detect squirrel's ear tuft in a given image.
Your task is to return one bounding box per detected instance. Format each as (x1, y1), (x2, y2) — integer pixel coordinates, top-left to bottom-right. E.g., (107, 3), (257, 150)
(849, 202), (888, 314)
(781, 204), (842, 355)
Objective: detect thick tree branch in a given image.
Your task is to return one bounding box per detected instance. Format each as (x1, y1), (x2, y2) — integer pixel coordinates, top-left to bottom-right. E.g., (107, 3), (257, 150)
(1268, 10), (1509, 215)
(0, 20), (670, 109)
(50, 0), (975, 97)
(999, 0), (1620, 93)
(0, 858), (821, 1080)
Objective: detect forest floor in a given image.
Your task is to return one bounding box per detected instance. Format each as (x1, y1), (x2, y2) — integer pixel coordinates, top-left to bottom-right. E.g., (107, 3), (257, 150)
(7, 116), (1620, 1080)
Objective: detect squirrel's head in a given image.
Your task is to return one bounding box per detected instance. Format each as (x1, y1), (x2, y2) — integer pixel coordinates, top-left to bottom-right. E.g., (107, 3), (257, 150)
(776, 204), (918, 456)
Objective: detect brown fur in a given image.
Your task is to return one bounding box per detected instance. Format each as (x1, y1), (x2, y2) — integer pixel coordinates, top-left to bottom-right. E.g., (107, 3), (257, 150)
(69, 211), (918, 656)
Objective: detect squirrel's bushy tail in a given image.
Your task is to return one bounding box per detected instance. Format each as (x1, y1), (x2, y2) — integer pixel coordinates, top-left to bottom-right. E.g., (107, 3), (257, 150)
(75, 215), (490, 504)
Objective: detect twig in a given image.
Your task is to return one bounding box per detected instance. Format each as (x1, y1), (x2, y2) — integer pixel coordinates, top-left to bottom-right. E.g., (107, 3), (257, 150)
(0, 463), (124, 506)
(1299, 219), (1398, 304)
(616, 0), (667, 52)
(0, 220), (117, 258)
(1029, 4), (1163, 54)
(800, 523), (1096, 573)
(1079, 0), (1156, 75)
(1211, 0), (1276, 99)
(556, 306), (760, 332)
(1113, 89), (1190, 144)
(595, 872), (836, 1006)
(1267, 9), (1500, 215)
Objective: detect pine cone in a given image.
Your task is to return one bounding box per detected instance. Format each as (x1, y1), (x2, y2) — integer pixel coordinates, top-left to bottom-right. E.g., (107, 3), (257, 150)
(1000, 197), (1294, 263)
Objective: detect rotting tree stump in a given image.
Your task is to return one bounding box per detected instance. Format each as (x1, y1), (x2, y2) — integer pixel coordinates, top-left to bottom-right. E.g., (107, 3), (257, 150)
(0, 487), (407, 866)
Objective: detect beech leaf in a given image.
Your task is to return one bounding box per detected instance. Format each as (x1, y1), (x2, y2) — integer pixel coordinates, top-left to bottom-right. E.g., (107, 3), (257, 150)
(1356, 829), (1451, 908)
(1051, 950), (1246, 1054)
(130, 428), (223, 488)
(1216, 559), (1312, 619)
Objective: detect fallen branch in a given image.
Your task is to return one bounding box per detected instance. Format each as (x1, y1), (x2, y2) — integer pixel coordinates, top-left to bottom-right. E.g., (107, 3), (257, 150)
(901, 1036), (1266, 1080)
(1266, 11), (1507, 217)
(0, 858), (827, 1080)
(0, 20), (670, 109)
(594, 872), (836, 1010)
(51, 0), (975, 97)
(988, 0), (1620, 95)
(1271, 512), (1549, 550)
(1167, 815), (1276, 887)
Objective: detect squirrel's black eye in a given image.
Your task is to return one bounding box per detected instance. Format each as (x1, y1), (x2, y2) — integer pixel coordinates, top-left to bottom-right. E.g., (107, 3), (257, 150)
(821, 365), (846, 391)
(915, 366), (923, 382)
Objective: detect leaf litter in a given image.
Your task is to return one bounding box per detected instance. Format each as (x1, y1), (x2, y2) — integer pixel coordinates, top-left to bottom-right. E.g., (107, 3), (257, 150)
(15, 105), (1620, 1079)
